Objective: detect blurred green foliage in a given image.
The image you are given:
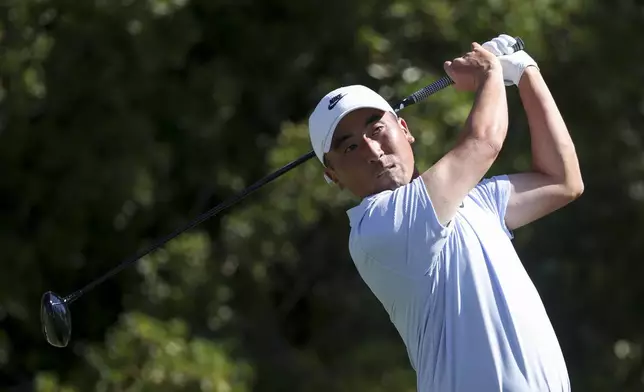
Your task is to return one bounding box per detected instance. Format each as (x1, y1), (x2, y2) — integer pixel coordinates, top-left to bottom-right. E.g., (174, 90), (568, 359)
(0, 0), (643, 390)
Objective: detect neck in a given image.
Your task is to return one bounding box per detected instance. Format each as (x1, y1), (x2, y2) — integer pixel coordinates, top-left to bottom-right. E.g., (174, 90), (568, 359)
(410, 167), (420, 180)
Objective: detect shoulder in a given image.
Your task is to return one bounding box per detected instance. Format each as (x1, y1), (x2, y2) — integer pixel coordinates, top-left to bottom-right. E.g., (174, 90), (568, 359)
(346, 176), (454, 270)
(468, 175), (512, 202)
(464, 174), (514, 238)
(347, 176), (434, 236)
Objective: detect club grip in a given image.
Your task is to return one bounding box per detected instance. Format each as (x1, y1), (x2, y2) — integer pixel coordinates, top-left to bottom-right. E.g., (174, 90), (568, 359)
(512, 36), (525, 51)
(392, 36), (525, 112)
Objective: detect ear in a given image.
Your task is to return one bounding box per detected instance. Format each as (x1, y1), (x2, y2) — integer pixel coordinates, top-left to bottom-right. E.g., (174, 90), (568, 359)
(398, 117), (415, 144)
(324, 167), (344, 189)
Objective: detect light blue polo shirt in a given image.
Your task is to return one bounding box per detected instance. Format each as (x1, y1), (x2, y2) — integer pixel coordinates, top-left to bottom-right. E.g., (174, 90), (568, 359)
(347, 175), (570, 392)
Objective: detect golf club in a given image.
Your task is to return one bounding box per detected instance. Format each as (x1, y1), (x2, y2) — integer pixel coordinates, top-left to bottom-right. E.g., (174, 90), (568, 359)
(41, 37), (525, 348)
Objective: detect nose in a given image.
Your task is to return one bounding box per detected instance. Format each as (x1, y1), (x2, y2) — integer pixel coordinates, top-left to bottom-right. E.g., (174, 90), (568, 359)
(362, 135), (383, 163)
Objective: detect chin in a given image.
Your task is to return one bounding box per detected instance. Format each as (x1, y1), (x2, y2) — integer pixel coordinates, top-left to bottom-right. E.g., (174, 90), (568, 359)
(374, 176), (408, 193)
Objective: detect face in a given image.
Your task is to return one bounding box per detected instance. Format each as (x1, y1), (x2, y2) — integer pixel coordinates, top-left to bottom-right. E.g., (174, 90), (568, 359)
(324, 108), (417, 198)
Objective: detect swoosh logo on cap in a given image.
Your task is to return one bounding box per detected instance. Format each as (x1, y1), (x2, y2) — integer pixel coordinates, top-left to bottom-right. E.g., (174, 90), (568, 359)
(328, 93), (346, 110)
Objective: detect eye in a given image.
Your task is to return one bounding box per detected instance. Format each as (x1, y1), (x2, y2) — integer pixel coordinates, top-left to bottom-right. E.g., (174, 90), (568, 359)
(372, 124), (385, 136)
(344, 144), (357, 154)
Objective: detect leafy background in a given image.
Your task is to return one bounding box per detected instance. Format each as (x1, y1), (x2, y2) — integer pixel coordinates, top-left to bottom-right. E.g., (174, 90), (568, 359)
(1, 0), (643, 391)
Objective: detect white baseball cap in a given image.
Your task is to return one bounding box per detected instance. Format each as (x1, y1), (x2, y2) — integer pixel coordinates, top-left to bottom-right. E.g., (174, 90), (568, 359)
(308, 85), (397, 183)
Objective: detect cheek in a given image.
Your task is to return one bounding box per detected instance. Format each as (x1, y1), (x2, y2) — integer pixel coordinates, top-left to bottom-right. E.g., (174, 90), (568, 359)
(331, 157), (365, 179)
(382, 130), (406, 153)
(339, 163), (370, 180)
(335, 162), (376, 188)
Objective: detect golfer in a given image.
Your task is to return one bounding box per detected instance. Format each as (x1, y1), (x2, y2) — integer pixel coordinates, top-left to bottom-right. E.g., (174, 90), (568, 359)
(307, 34), (582, 391)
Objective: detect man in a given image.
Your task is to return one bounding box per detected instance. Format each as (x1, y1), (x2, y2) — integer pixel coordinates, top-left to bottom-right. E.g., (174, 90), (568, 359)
(307, 34), (583, 391)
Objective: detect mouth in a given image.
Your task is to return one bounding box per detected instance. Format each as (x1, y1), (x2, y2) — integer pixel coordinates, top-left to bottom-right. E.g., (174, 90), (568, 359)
(376, 164), (395, 178)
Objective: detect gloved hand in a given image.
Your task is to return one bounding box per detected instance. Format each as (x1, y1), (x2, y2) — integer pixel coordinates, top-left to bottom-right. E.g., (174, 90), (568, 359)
(482, 34), (539, 86)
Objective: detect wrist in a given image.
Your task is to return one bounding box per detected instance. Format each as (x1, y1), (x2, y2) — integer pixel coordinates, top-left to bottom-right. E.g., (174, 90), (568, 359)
(474, 67), (504, 94)
(481, 66), (504, 84)
(487, 60), (504, 76)
(523, 65), (541, 77)
(518, 66), (542, 88)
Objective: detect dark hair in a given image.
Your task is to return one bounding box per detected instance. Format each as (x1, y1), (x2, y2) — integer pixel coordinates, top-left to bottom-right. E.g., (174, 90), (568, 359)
(323, 155), (332, 169)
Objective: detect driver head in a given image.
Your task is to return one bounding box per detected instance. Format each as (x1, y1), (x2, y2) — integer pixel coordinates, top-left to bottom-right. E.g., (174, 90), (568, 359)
(41, 291), (71, 348)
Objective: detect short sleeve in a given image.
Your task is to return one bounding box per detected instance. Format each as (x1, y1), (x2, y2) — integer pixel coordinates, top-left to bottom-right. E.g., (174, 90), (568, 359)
(468, 174), (513, 239)
(348, 175), (453, 277)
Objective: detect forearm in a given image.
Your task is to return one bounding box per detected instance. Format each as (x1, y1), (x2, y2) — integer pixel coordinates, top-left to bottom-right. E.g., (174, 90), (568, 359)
(518, 67), (583, 191)
(423, 67), (509, 226)
(460, 70), (509, 150)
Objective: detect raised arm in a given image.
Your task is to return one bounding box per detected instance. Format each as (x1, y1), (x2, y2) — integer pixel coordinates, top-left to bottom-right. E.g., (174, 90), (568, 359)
(421, 43), (509, 225)
(504, 68), (584, 230)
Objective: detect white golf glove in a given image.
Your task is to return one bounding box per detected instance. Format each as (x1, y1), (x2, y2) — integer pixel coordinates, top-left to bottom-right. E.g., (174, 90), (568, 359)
(482, 34), (539, 86)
